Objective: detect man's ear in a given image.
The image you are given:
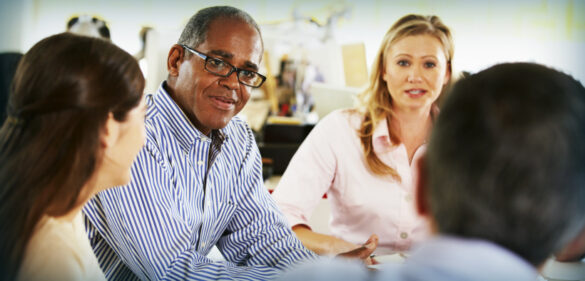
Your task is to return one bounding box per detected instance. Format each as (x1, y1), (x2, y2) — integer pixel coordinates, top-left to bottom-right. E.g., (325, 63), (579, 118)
(100, 113), (119, 149)
(555, 224), (585, 262)
(167, 44), (185, 77)
(415, 155), (430, 217)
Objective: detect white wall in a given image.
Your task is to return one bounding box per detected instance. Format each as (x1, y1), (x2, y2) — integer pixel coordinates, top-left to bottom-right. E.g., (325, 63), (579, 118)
(1, 0), (584, 82)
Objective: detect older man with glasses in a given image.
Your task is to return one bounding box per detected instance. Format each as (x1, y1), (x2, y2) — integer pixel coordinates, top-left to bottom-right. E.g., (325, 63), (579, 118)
(83, 6), (332, 281)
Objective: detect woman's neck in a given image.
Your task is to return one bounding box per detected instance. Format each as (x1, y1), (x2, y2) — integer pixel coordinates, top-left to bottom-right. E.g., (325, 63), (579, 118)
(392, 106), (432, 141)
(50, 175), (100, 223)
(391, 106), (433, 164)
(53, 203), (85, 222)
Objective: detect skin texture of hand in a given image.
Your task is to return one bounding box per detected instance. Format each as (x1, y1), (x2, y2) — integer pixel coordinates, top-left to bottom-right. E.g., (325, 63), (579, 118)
(293, 225), (360, 255)
(555, 225), (585, 262)
(337, 234), (379, 265)
(292, 225), (379, 264)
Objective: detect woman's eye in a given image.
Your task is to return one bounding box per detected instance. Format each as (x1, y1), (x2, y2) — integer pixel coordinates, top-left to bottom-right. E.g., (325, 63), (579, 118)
(424, 62), (437, 68)
(397, 60), (409, 67)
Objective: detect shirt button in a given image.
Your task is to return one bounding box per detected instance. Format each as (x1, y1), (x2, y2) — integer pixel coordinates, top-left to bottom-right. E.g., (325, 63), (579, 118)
(201, 242), (206, 248)
(198, 160), (204, 166)
(201, 137), (208, 142)
(405, 194), (413, 202)
(400, 232), (408, 239)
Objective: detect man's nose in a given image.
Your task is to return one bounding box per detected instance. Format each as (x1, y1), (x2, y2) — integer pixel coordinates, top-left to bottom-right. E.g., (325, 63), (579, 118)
(220, 69), (240, 90)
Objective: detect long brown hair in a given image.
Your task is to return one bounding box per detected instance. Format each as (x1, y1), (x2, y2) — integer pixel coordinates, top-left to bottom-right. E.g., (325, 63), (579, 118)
(356, 14), (454, 181)
(0, 33), (144, 280)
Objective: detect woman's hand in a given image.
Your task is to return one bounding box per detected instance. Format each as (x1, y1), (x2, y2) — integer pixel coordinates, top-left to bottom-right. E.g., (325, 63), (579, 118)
(336, 234), (379, 265)
(293, 225), (379, 265)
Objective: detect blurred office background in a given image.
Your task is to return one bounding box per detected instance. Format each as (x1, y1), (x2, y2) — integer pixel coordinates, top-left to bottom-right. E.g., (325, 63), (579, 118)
(1, 0), (584, 168)
(1, 0), (584, 160)
(2, 0), (584, 83)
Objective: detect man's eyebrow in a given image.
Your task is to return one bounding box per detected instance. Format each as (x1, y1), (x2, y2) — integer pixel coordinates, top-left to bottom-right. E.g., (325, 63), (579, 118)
(209, 49), (233, 59)
(243, 61), (259, 71)
(209, 49), (259, 71)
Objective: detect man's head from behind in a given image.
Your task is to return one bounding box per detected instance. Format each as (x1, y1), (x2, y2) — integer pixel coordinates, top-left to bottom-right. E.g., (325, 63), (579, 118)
(419, 63), (585, 266)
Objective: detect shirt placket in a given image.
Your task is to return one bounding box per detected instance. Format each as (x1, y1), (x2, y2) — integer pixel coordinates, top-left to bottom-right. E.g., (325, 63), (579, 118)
(392, 144), (413, 250)
(193, 133), (224, 253)
(187, 135), (211, 252)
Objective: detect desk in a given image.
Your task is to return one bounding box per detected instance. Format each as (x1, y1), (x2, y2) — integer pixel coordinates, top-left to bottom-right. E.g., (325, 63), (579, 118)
(368, 254), (406, 269)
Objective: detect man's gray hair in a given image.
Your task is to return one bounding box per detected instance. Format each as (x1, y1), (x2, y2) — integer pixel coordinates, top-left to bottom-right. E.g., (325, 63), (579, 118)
(178, 6), (262, 49)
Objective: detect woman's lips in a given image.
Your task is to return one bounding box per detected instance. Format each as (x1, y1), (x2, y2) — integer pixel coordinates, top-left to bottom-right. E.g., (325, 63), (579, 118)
(405, 89), (427, 98)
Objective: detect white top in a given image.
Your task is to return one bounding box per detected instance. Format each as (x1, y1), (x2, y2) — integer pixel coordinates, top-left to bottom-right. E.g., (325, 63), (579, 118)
(17, 212), (106, 281)
(272, 109), (429, 254)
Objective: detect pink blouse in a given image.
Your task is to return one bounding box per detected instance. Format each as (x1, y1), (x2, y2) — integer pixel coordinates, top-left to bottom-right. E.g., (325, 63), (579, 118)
(272, 109), (429, 255)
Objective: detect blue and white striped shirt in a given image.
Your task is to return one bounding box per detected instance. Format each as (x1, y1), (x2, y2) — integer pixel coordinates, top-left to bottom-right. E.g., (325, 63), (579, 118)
(83, 83), (316, 280)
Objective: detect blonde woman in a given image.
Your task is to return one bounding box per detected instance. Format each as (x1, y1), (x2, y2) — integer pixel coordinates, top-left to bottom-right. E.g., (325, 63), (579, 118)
(273, 14), (453, 257)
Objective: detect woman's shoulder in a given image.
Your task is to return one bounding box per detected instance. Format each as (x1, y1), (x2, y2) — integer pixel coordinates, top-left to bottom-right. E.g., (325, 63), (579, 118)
(17, 216), (106, 281)
(318, 108), (364, 129)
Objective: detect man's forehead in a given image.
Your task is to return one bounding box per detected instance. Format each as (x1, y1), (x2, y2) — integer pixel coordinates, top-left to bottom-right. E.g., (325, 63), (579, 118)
(199, 19), (263, 65)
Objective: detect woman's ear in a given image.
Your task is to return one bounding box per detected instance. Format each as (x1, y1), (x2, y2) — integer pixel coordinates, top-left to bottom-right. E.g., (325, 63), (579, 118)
(167, 44), (185, 77)
(100, 113), (119, 149)
(443, 64), (452, 86)
(381, 67), (388, 83)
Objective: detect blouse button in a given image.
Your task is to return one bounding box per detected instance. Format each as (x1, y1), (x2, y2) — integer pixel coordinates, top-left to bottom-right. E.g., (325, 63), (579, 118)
(400, 232), (408, 239)
(198, 160), (204, 166)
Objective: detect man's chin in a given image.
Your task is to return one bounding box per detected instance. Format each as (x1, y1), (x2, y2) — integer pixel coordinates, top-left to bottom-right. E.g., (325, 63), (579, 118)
(209, 118), (231, 131)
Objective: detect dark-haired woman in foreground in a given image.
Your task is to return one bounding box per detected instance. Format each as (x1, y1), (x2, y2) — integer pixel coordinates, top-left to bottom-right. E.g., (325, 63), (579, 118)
(0, 33), (146, 281)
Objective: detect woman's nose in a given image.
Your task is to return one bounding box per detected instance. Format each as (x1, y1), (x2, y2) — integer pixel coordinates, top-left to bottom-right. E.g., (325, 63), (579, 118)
(407, 66), (423, 83)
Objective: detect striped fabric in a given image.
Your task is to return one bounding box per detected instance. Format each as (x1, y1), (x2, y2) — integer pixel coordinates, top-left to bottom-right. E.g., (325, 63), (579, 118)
(83, 83), (316, 280)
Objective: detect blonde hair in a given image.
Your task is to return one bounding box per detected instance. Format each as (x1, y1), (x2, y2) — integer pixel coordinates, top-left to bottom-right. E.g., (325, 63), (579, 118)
(356, 14), (454, 181)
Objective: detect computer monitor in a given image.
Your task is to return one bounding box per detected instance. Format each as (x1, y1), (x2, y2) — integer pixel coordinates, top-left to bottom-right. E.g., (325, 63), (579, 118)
(309, 82), (361, 119)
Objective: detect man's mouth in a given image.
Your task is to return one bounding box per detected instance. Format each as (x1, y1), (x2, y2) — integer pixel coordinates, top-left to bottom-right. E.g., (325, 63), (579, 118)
(211, 96), (236, 110)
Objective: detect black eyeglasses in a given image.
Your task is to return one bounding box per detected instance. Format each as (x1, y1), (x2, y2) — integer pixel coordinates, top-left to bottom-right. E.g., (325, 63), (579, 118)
(181, 44), (266, 88)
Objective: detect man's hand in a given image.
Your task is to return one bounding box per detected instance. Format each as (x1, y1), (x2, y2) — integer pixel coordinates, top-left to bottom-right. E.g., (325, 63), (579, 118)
(336, 234), (379, 265)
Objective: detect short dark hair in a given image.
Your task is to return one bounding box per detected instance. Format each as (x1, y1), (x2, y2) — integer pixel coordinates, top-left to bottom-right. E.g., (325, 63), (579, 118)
(178, 6), (262, 50)
(426, 62), (585, 266)
(0, 32), (144, 279)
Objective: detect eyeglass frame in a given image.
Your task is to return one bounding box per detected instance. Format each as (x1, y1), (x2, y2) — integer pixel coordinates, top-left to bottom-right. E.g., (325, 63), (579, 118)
(180, 44), (266, 88)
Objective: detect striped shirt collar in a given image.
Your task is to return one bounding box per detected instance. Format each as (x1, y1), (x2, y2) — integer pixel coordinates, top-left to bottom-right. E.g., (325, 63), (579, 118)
(149, 82), (227, 153)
